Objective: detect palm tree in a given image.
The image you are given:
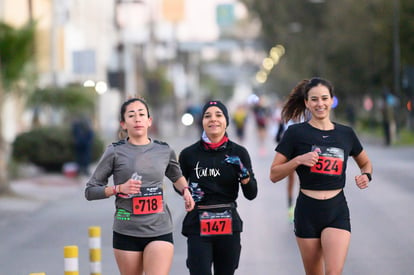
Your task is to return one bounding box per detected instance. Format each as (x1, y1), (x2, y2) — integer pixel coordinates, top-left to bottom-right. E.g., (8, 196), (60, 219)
(0, 21), (36, 193)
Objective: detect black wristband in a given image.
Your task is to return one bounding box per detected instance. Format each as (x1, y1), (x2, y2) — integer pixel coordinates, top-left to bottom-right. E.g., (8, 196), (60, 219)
(362, 172), (372, 182)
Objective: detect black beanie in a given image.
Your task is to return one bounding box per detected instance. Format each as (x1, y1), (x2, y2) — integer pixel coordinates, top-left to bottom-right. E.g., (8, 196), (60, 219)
(201, 100), (229, 126)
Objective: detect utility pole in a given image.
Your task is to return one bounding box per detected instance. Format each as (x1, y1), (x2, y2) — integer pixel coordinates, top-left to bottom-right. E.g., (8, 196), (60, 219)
(392, 0), (401, 140)
(114, 0), (143, 99)
(393, 0), (401, 96)
(28, 0), (33, 20)
(51, 0), (58, 85)
(0, 57), (7, 193)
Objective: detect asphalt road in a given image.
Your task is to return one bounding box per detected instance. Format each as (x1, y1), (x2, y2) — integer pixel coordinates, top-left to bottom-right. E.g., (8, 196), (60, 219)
(1, 120), (413, 275)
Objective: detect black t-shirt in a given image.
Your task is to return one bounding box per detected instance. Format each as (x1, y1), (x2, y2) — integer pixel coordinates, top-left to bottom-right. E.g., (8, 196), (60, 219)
(276, 122), (363, 190)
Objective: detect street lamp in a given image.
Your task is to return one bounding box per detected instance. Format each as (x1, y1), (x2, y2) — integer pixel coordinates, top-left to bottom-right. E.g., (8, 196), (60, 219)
(113, 0), (144, 99)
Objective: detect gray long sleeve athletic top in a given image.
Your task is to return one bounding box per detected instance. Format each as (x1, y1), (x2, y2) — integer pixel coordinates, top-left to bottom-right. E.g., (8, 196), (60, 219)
(85, 138), (183, 237)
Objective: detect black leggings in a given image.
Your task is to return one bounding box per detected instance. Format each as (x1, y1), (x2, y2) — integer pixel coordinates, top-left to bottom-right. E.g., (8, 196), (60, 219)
(294, 190), (351, 238)
(186, 233), (241, 275)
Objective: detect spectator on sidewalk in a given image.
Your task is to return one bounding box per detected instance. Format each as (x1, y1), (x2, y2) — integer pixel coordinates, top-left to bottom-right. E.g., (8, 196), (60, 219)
(71, 115), (94, 176)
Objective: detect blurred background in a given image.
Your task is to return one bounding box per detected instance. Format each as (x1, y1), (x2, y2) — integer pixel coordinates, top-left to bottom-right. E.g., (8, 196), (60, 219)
(0, 0), (413, 194)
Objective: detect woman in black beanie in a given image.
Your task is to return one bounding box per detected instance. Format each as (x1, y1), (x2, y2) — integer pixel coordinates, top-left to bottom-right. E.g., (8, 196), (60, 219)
(178, 100), (258, 275)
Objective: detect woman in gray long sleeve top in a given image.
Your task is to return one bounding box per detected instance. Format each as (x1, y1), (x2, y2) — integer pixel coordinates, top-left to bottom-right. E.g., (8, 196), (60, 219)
(85, 97), (194, 275)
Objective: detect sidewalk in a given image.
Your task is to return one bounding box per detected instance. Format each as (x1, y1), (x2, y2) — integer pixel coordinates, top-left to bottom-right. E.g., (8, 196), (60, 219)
(0, 173), (83, 226)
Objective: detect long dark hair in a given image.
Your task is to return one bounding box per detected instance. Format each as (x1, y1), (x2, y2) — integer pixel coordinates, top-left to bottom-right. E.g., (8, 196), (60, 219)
(118, 97), (150, 139)
(281, 77), (334, 123)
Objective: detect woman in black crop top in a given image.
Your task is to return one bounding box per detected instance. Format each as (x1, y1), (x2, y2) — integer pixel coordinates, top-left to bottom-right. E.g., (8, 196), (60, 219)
(269, 78), (373, 275)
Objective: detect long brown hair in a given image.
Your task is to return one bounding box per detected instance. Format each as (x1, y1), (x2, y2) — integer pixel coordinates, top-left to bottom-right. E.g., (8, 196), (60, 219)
(281, 77), (334, 123)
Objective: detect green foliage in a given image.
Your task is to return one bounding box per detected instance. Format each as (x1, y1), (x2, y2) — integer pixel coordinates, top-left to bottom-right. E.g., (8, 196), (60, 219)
(240, 0), (414, 99)
(395, 128), (414, 145)
(401, 0), (414, 64)
(0, 21), (35, 88)
(144, 68), (174, 108)
(27, 85), (98, 117)
(12, 126), (104, 172)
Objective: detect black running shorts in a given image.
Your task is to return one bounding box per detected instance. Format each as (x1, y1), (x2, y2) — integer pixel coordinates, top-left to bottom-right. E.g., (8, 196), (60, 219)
(113, 231), (173, 251)
(294, 190), (351, 238)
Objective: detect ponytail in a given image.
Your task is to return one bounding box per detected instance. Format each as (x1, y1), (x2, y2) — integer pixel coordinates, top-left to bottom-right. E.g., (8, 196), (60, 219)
(281, 79), (309, 123)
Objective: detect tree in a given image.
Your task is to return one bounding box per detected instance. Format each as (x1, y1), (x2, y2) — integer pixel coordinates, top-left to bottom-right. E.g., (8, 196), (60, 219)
(27, 85), (98, 122)
(401, 0), (414, 65)
(240, 0), (414, 99)
(0, 21), (36, 193)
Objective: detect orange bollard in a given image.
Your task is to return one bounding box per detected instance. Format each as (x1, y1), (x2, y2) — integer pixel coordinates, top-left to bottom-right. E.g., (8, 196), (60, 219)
(88, 226), (102, 275)
(64, 245), (79, 275)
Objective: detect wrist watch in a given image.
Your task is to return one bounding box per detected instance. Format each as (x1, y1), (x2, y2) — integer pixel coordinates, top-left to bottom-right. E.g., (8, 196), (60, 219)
(362, 172), (372, 182)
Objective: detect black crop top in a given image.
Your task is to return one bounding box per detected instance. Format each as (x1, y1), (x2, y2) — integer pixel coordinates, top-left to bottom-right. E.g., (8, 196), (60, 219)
(275, 122), (363, 190)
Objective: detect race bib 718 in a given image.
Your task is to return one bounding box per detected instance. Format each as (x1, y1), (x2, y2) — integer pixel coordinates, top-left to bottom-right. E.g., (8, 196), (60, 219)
(132, 187), (163, 215)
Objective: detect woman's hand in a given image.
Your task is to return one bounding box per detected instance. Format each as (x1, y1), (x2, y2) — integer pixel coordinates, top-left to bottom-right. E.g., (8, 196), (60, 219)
(182, 189), (195, 211)
(297, 151), (320, 167)
(354, 174), (369, 189)
(224, 155), (250, 181)
(119, 178), (142, 195)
